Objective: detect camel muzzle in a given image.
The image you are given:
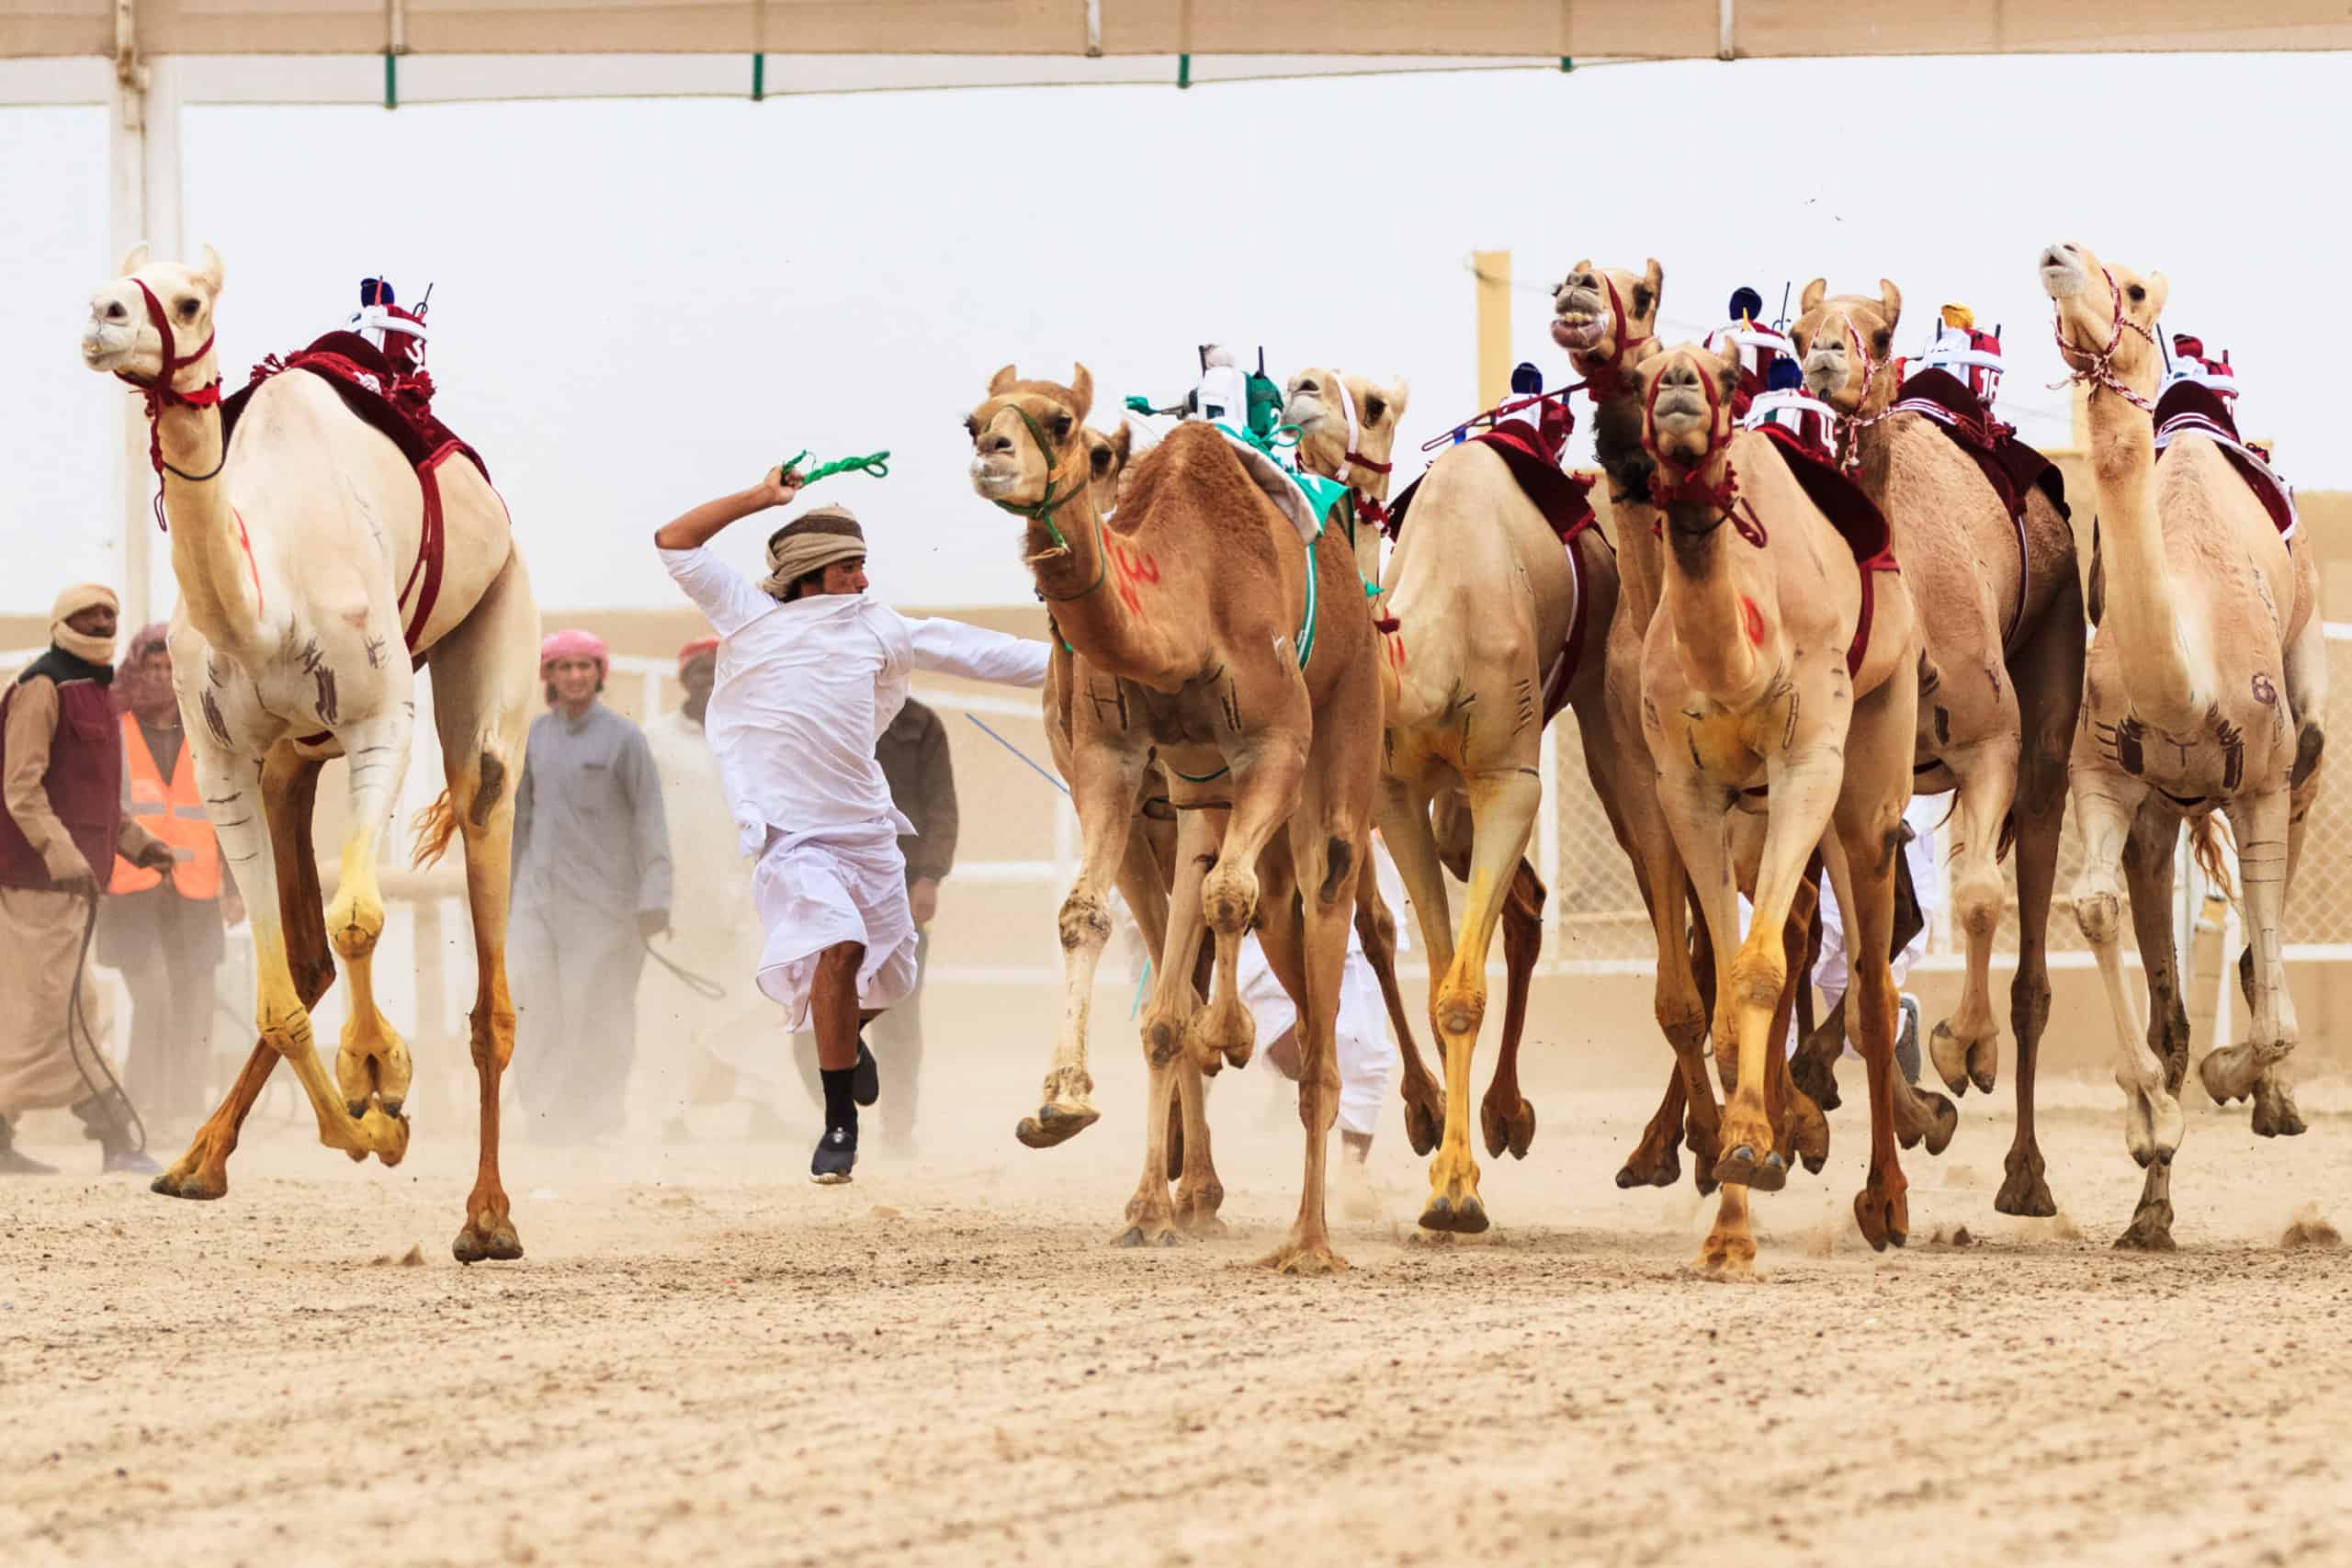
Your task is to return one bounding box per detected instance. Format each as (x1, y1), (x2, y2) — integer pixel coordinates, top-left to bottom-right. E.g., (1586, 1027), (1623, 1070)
(1551, 305), (1608, 352)
(2039, 245), (2087, 299)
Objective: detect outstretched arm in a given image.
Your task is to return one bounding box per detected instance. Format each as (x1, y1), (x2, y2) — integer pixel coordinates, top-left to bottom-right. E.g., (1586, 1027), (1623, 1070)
(651, 465), (803, 552)
(902, 616), (1052, 689)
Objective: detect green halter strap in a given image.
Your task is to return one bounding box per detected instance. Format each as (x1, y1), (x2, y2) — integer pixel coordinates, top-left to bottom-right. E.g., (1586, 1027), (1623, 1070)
(989, 400), (1106, 605)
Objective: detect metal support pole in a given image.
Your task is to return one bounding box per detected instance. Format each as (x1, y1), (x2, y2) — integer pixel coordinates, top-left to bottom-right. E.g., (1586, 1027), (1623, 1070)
(1472, 249), (1510, 412)
(108, 0), (154, 628)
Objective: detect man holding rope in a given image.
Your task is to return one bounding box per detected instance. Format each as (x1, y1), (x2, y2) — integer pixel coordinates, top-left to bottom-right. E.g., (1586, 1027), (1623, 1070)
(0, 583), (174, 1175)
(655, 468), (1048, 1183)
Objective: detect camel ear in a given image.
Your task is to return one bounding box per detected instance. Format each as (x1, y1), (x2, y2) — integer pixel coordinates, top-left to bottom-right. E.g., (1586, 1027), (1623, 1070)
(119, 243), (150, 276)
(989, 365), (1019, 396)
(1110, 423), (1131, 468)
(1642, 257), (1665, 315)
(1799, 277), (1826, 315)
(1385, 377), (1409, 421)
(1712, 340), (1742, 381)
(1877, 278), (1901, 330)
(1069, 364), (1093, 423)
(195, 244), (225, 296)
(2143, 272), (2169, 321)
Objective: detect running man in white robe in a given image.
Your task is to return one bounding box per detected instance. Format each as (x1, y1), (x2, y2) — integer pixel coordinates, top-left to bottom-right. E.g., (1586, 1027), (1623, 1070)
(655, 467), (1049, 1183)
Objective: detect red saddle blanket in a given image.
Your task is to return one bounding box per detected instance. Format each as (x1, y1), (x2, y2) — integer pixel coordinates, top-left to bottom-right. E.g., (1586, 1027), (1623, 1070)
(1886, 368), (2068, 525)
(1383, 421), (1602, 722)
(1753, 423), (1899, 679)
(2153, 380), (2296, 539)
(221, 332), (492, 665)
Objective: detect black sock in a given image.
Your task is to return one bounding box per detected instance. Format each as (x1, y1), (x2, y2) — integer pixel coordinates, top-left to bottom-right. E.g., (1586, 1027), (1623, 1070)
(820, 1066), (858, 1132)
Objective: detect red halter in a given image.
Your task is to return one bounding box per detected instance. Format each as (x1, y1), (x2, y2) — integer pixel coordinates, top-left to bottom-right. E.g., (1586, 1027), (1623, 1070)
(113, 278), (225, 531)
(2049, 263), (2156, 414)
(1830, 315), (1899, 472)
(1641, 353), (1767, 547)
(1578, 273), (1655, 401)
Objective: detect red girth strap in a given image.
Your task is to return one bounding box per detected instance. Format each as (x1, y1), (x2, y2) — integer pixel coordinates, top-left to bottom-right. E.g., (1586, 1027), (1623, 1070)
(116, 278), (224, 533)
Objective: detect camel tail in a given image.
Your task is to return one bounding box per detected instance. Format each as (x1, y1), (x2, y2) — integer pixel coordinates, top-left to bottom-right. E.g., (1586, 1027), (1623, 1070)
(411, 789), (461, 870)
(2188, 812), (2237, 910)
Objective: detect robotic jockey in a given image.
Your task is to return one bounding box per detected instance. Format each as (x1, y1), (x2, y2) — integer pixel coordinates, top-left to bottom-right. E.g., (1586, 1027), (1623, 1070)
(2164, 333), (2240, 402)
(1909, 302), (2006, 406)
(348, 276), (430, 381)
(1704, 286), (1794, 416)
(1742, 358), (1839, 459)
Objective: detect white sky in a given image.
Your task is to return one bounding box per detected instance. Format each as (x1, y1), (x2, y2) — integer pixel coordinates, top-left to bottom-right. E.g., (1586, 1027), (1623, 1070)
(1, 51), (2341, 618)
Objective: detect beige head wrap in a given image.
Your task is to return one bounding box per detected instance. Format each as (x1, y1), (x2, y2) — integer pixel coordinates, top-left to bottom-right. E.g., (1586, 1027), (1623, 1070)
(51, 582), (119, 666)
(761, 505), (867, 599)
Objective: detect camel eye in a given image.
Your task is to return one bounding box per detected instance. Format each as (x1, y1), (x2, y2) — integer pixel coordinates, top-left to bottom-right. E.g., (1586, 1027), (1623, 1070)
(1048, 412), (1073, 442)
(176, 299), (198, 319)
(2126, 285), (2146, 303)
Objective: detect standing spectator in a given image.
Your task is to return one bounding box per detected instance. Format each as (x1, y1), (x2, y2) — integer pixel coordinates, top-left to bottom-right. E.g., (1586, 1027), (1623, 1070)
(643, 635), (786, 1141)
(0, 584), (173, 1175)
(99, 623), (243, 1128)
(510, 629), (673, 1144)
(870, 697), (956, 1151)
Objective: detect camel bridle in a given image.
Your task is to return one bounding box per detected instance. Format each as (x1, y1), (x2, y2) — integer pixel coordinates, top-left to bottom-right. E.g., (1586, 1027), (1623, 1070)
(981, 393), (1106, 604)
(2049, 263), (2156, 414)
(1820, 310), (1895, 471)
(113, 278), (227, 527)
(1571, 272), (1655, 401)
(1642, 352), (1768, 547)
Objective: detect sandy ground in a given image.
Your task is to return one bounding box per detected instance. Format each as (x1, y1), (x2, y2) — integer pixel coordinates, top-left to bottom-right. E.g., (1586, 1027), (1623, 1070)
(5, 1062), (2350, 1568)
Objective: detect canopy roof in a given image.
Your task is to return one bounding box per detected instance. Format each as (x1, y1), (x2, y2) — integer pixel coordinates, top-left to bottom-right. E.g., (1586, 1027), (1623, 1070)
(9, 0), (2348, 62)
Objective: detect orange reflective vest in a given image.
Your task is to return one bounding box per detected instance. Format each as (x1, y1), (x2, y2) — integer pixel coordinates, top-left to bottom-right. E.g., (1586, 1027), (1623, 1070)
(109, 713), (221, 898)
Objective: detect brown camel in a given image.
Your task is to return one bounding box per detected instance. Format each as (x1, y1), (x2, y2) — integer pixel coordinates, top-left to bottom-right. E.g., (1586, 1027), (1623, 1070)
(967, 367), (1383, 1272)
(1286, 365), (1634, 1229)
(1789, 276), (2083, 1216)
(2040, 242), (2325, 1250)
(1632, 340), (1922, 1270)
(78, 247), (537, 1262)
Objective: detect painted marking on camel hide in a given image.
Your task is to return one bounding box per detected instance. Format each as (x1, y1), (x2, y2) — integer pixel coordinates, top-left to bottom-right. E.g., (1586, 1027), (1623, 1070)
(1110, 543), (1159, 618)
(1740, 596), (1765, 647)
(298, 637), (338, 726)
(200, 685), (232, 749)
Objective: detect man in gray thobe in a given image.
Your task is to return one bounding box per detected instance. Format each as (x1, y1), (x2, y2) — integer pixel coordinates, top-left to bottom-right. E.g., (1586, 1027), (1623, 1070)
(510, 629), (673, 1144)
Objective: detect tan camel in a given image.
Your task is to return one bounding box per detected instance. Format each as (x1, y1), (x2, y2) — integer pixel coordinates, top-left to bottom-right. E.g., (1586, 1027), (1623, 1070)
(79, 247), (537, 1263)
(967, 367), (1383, 1272)
(1632, 340), (1922, 1270)
(1789, 276), (2084, 1216)
(2040, 242), (2325, 1250)
(1286, 366), (1636, 1229)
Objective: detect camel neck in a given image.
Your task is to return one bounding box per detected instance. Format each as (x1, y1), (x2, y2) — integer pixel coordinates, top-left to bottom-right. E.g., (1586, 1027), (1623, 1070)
(154, 393), (265, 652)
(2083, 382), (2199, 726)
(1658, 483), (1766, 703)
(1023, 494), (1171, 682)
(1589, 388), (1664, 626)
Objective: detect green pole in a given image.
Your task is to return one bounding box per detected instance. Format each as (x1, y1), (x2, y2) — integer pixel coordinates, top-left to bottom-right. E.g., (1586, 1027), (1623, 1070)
(383, 51), (397, 110)
(1177, 53), (1191, 89)
(752, 53), (765, 102)
(1560, 56), (1575, 73)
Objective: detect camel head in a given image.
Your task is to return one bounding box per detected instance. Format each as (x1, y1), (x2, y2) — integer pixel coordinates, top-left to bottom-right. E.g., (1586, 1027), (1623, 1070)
(1632, 341), (1742, 491)
(1791, 278), (1903, 416)
(1552, 258), (1664, 387)
(2040, 241), (2166, 400)
(1283, 368), (1408, 492)
(82, 243), (226, 389)
(967, 363), (1096, 513)
(1081, 423), (1133, 514)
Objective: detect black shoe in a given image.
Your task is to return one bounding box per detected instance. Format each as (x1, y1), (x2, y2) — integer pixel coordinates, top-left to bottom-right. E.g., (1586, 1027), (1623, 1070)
(852, 1037), (880, 1108)
(810, 1122), (858, 1184)
(1895, 996), (1923, 1086)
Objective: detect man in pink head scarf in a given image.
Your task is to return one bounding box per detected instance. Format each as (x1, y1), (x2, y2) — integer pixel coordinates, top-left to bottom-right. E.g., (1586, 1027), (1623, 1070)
(508, 626), (673, 1144)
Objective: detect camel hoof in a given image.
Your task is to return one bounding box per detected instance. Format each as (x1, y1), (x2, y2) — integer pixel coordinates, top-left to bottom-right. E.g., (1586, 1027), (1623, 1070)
(1790, 1050), (1840, 1113)
(1920, 1089), (1959, 1158)
(1418, 1193), (1490, 1235)
(2113, 1207), (2177, 1252)
(1259, 1242), (1349, 1276)
(149, 1168), (226, 1201)
(1112, 1222), (1180, 1248)
(452, 1222), (523, 1265)
(2197, 1043), (2258, 1106)
(1480, 1093), (1536, 1161)
(1928, 1020), (1973, 1097)
(1015, 1102), (1100, 1149)
(2251, 1074), (2306, 1139)
(1615, 1144), (1681, 1190)
(1712, 1145), (1788, 1193)
(1175, 1211), (1228, 1240)
(1402, 1097), (1444, 1158)
(1995, 1147), (2058, 1218)
(1853, 1186), (1908, 1252)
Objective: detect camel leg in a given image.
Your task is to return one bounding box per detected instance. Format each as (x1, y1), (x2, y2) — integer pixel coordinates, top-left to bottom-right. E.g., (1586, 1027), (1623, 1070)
(1261, 737), (1375, 1276)
(1374, 774), (1453, 1157)
(1126, 809), (1220, 1247)
(1185, 687), (1312, 1081)
(1022, 742), (1150, 1149)
(2200, 789), (2299, 1124)
(150, 748), (337, 1200)
(179, 741), (402, 1171)
(1769, 877), (1828, 1178)
(323, 701), (420, 1161)
(2108, 797), (2188, 1251)
(1617, 839), (1718, 1192)
(2071, 774), (2182, 1217)
(2239, 615), (2324, 1137)
(424, 557), (536, 1262)
(1658, 786), (1758, 1273)
(1419, 767), (1541, 1235)
(1353, 868), (1438, 1151)
(1926, 739), (2019, 1099)
(1822, 823), (1908, 1252)
(1479, 860), (1544, 1161)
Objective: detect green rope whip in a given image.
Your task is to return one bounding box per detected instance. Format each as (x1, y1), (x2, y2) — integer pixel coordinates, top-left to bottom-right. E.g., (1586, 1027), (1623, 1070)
(779, 447), (892, 485)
